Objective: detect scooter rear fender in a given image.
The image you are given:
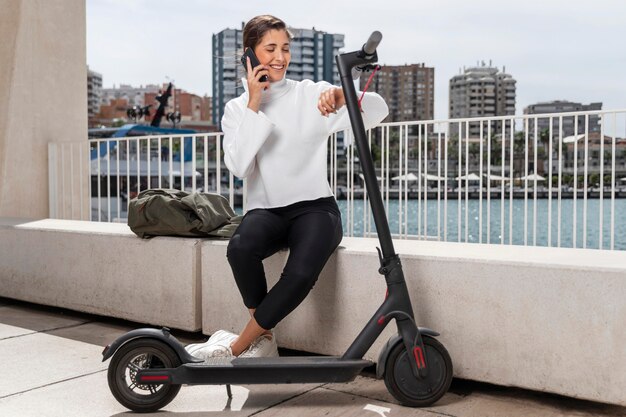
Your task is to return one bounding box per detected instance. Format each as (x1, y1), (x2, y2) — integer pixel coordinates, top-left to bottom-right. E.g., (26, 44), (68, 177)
(376, 328), (440, 379)
(101, 327), (202, 364)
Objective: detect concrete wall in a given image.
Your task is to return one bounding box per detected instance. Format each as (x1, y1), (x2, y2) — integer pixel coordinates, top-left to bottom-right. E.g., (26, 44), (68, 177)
(0, 0), (87, 219)
(1, 218), (624, 406)
(0, 218), (201, 331)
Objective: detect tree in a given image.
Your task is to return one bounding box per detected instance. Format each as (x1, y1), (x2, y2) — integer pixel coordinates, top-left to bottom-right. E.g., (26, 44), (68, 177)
(562, 174), (573, 187)
(512, 131), (526, 179)
(551, 175), (559, 187)
(488, 133), (503, 167)
(447, 135), (459, 161)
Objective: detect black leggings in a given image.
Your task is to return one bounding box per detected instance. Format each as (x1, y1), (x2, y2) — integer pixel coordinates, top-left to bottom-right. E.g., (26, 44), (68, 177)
(226, 196), (343, 330)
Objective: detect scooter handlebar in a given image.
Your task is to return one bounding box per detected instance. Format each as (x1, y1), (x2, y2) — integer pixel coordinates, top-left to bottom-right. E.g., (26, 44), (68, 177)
(362, 31), (382, 56)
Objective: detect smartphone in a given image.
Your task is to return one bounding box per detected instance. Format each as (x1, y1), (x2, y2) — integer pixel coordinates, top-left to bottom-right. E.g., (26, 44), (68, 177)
(241, 48), (268, 82)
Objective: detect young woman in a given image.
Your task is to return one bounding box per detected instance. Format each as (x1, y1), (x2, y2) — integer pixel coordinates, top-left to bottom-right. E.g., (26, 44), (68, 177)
(187, 15), (388, 359)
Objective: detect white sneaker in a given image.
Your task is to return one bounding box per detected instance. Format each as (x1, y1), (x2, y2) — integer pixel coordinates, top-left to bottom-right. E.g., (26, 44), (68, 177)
(239, 334), (279, 358)
(209, 344), (235, 358)
(207, 329), (239, 345)
(185, 330), (238, 359)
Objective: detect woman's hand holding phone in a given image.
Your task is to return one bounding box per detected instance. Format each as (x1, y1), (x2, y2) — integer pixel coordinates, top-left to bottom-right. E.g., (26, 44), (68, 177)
(245, 51), (270, 113)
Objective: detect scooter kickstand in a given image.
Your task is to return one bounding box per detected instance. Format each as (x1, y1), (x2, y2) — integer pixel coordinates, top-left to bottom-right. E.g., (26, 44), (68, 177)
(226, 384), (233, 399)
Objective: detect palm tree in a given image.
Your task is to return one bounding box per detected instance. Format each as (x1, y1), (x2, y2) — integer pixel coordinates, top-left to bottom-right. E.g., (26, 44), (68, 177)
(513, 131), (526, 179)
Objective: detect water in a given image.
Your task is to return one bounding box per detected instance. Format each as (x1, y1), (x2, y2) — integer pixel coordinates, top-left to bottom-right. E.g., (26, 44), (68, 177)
(337, 198), (626, 250)
(95, 194), (626, 250)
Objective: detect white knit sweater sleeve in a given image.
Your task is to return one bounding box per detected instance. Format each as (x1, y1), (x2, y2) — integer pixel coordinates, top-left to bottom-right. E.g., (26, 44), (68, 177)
(221, 100), (275, 178)
(313, 81), (389, 135)
(327, 92), (389, 135)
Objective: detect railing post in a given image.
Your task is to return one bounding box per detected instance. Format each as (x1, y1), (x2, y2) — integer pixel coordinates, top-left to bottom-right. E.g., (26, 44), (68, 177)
(48, 143), (58, 219)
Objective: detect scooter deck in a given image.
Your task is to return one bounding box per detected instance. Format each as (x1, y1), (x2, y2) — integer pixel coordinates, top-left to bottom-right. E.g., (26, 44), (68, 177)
(137, 356), (373, 385)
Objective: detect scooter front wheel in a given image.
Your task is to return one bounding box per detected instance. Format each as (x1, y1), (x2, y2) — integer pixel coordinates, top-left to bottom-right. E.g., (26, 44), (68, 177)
(384, 335), (453, 407)
(107, 338), (182, 413)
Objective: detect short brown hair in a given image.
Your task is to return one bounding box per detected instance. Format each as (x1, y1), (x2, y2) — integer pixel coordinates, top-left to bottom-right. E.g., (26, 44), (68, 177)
(243, 15), (292, 50)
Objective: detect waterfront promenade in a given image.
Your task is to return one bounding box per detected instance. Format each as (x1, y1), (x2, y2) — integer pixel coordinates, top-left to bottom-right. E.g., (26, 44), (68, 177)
(1, 297), (624, 417)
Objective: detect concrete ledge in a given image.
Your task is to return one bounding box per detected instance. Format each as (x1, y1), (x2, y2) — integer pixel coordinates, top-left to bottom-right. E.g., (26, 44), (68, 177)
(201, 237), (626, 406)
(0, 218), (202, 331)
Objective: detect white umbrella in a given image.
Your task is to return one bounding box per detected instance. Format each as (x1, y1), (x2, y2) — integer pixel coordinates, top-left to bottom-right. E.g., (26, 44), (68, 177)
(484, 173), (507, 181)
(521, 173), (546, 181)
(391, 173), (418, 181)
(562, 134), (585, 144)
(455, 173), (481, 181)
(420, 173), (445, 181)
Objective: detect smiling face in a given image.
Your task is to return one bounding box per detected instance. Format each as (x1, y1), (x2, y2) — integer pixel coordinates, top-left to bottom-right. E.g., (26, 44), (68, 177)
(253, 29), (291, 82)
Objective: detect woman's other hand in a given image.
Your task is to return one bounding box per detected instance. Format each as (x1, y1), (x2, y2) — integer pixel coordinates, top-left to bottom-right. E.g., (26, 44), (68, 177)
(317, 88), (345, 117)
(246, 55), (270, 112)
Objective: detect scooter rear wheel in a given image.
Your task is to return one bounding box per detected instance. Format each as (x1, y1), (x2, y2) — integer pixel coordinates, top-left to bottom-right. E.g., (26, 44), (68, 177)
(384, 335), (453, 407)
(107, 338), (182, 413)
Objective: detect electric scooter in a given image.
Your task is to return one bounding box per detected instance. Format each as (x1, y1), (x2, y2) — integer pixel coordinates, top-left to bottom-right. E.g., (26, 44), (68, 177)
(102, 31), (453, 413)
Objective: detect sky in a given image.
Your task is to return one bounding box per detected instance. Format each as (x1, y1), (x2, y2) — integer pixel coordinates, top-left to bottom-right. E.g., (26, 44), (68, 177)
(86, 0), (626, 121)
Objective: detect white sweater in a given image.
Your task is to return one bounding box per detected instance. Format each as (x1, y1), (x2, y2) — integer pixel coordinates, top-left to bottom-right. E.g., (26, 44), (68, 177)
(222, 77), (389, 210)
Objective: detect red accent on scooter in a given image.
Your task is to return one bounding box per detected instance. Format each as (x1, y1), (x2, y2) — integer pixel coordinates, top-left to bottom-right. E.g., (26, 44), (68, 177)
(413, 346), (426, 369)
(140, 375), (170, 382)
(377, 315), (385, 325)
(385, 289), (389, 299)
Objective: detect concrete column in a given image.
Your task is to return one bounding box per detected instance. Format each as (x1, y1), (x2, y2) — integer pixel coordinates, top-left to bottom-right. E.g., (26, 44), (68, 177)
(0, 0), (87, 219)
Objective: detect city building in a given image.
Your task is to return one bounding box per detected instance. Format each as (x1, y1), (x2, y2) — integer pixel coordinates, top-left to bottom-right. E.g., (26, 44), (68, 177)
(212, 25), (344, 127)
(87, 66), (102, 123)
(287, 28), (344, 85)
(101, 84), (161, 109)
(524, 100), (602, 138)
(360, 63), (434, 124)
(96, 97), (129, 124)
(449, 62), (516, 136)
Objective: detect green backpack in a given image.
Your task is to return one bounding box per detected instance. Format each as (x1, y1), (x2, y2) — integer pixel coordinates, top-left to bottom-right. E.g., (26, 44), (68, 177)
(128, 189), (242, 239)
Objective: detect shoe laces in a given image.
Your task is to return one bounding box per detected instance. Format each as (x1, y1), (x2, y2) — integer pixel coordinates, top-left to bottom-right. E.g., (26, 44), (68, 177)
(209, 344), (234, 358)
(245, 335), (272, 355)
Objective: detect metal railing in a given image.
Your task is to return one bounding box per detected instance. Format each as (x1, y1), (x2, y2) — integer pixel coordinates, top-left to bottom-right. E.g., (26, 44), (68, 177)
(49, 109), (626, 250)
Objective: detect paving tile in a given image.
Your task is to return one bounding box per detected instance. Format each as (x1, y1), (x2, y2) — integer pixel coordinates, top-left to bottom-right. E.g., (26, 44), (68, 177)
(47, 320), (212, 348)
(253, 386), (436, 417)
(328, 376), (626, 417)
(433, 384), (626, 417)
(46, 321), (143, 347)
(326, 375), (462, 409)
(0, 369), (321, 417)
(0, 304), (89, 333)
(0, 323), (35, 339)
(0, 331), (106, 397)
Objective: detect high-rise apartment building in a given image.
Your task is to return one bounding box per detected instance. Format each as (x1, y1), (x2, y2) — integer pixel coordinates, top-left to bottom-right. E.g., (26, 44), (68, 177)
(449, 62), (516, 136)
(524, 100), (602, 138)
(212, 26), (344, 126)
(360, 63), (434, 124)
(87, 66), (102, 122)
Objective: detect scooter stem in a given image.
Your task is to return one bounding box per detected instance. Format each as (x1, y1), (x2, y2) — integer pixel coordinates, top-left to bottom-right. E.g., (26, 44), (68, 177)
(336, 44), (396, 260)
